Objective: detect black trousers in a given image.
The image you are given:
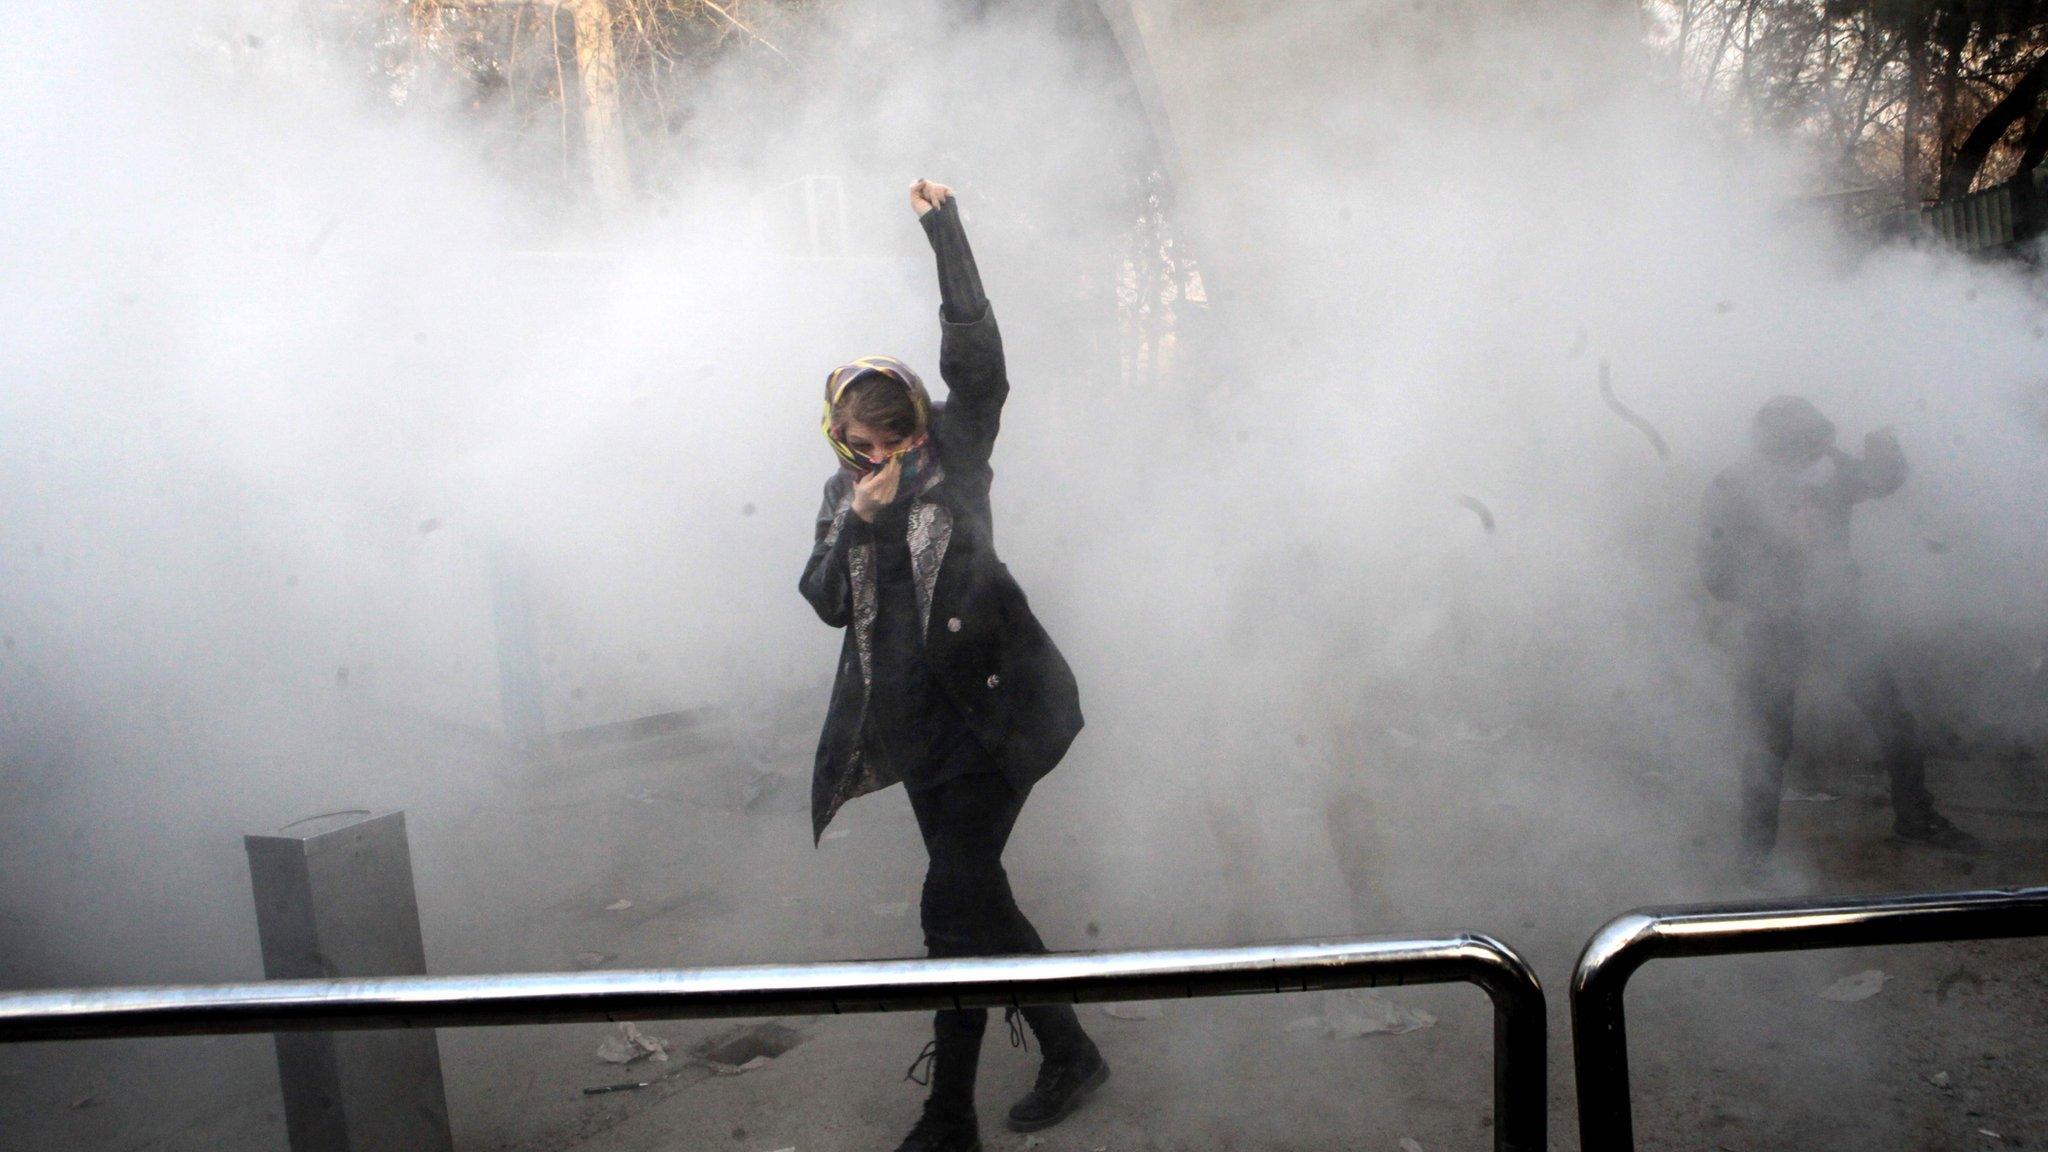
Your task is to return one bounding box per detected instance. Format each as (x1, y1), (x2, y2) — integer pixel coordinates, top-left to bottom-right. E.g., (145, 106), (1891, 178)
(906, 770), (1089, 1120)
(1738, 615), (1934, 854)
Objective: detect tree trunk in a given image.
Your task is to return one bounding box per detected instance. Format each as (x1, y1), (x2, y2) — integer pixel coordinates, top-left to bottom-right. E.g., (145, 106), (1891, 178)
(469, 0), (631, 212)
(1675, 0), (1695, 86)
(1738, 0), (1759, 122)
(569, 0), (630, 211)
(1933, 15), (1969, 177)
(1941, 50), (2048, 199)
(1904, 30), (1927, 202)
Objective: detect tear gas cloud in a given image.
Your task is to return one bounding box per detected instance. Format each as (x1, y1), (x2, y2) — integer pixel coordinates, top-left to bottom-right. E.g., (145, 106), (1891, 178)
(2, 0), (2045, 1096)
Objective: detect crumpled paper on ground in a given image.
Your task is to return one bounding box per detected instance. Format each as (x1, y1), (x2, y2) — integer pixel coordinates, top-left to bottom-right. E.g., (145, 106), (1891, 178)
(1288, 990), (1437, 1038)
(596, 1022), (671, 1064)
(1819, 969), (1889, 1003)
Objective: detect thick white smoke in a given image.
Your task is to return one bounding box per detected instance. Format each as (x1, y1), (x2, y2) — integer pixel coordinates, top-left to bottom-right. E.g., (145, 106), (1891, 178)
(3, 0), (2045, 1145)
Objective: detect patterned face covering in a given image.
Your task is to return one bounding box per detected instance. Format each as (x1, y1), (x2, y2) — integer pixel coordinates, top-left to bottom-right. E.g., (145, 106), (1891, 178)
(822, 355), (932, 475)
(892, 441), (935, 487)
(843, 440), (935, 484)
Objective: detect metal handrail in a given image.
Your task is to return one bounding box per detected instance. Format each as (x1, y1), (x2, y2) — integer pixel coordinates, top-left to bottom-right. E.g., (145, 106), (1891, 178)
(1, 934), (1547, 1152)
(1571, 886), (2048, 1152)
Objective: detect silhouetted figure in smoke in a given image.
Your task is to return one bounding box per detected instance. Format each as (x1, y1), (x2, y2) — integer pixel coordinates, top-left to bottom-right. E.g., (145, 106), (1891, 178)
(1700, 396), (1981, 860)
(800, 180), (1106, 1152)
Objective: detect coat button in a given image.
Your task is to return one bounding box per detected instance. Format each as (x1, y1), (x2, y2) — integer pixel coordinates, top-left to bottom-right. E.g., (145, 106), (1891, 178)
(986, 674), (1000, 689)
(947, 617), (962, 633)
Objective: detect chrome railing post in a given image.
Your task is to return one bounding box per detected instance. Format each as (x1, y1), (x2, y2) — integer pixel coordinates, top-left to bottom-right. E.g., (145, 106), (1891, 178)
(1466, 936), (1550, 1152)
(1571, 886), (2048, 1152)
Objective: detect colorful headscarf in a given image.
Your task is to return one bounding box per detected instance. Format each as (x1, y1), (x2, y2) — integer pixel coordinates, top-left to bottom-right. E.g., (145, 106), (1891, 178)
(822, 355), (933, 474)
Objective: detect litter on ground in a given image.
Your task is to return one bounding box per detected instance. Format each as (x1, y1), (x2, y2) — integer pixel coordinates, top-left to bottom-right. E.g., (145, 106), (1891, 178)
(596, 1022), (671, 1064)
(1292, 990), (1437, 1038)
(1818, 969), (1889, 1003)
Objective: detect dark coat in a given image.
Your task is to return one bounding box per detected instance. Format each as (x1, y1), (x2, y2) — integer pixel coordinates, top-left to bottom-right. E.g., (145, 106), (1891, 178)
(1698, 437), (1908, 617)
(799, 306), (1084, 840)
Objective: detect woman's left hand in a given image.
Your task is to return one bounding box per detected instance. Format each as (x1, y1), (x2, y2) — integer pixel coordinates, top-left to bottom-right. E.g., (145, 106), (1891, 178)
(910, 179), (953, 216)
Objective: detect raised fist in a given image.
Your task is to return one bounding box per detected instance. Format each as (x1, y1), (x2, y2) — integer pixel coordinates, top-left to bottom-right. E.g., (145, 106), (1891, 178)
(909, 179), (954, 217)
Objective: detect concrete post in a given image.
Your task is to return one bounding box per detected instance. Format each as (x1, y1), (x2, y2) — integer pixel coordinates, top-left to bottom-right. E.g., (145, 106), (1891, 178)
(490, 541), (548, 748)
(245, 810), (453, 1152)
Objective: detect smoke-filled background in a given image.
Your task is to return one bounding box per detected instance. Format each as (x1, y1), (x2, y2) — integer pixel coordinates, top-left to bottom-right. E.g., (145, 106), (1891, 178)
(4, 1), (2047, 1149)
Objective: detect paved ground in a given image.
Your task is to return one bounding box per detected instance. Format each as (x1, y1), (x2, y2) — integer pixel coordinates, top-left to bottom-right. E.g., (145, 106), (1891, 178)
(2, 689), (2044, 1152)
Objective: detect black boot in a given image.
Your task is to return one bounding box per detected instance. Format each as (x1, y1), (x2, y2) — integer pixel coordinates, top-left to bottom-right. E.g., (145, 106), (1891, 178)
(891, 1106), (980, 1152)
(897, 1010), (984, 1152)
(1893, 809), (1985, 855)
(1006, 1033), (1109, 1133)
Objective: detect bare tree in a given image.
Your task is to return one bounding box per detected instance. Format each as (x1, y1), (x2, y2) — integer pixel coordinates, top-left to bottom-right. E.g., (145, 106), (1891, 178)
(1942, 47), (2048, 196)
(1646, 1), (2048, 205)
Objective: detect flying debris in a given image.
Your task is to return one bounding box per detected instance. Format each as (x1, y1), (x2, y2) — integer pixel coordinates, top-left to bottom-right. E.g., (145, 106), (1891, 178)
(1456, 494), (1495, 534)
(306, 214), (340, 257)
(1597, 359), (1671, 460)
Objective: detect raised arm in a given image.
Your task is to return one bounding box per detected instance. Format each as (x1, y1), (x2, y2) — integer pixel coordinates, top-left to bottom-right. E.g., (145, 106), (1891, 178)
(911, 180), (1008, 487)
(1830, 427), (1908, 504)
(914, 180), (989, 327)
